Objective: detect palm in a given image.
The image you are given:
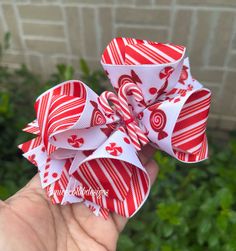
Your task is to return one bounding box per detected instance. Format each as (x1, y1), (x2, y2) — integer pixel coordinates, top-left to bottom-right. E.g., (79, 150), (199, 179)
(0, 145), (158, 251)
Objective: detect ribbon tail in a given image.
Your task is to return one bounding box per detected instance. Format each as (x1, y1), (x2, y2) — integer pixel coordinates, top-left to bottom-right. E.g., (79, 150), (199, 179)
(18, 136), (42, 154)
(22, 119), (40, 135)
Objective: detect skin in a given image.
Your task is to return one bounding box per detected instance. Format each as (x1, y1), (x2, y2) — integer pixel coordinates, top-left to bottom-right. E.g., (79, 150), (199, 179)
(0, 144), (158, 251)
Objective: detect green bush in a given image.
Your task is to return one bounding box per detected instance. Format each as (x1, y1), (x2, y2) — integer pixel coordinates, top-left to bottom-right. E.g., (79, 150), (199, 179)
(0, 33), (107, 199)
(0, 33), (40, 197)
(117, 137), (236, 251)
(1, 33), (236, 250)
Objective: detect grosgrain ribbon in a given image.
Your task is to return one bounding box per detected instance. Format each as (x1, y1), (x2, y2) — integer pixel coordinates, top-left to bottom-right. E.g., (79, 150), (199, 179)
(19, 37), (211, 219)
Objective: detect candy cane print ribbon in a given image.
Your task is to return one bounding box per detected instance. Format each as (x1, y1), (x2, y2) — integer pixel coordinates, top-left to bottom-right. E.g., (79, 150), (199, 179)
(19, 37), (211, 219)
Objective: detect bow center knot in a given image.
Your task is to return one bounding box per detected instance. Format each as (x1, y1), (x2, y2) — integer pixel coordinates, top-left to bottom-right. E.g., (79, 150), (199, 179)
(99, 82), (149, 151)
(124, 116), (135, 126)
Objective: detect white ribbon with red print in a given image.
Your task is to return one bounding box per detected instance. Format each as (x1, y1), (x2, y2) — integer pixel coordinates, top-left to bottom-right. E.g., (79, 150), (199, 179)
(19, 37), (211, 219)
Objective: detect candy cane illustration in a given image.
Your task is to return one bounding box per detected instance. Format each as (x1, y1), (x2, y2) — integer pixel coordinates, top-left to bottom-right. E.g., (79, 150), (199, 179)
(115, 70), (142, 94)
(159, 66), (174, 80)
(42, 157), (51, 183)
(118, 70), (142, 87)
(118, 82), (149, 150)
(156, 66), (175, 97)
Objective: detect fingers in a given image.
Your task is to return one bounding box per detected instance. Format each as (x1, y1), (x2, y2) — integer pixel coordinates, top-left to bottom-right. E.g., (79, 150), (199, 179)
(138, 143), (157, 165)
(145, 159), (159, 186)
(139, 143), (159, 185)
(111, 213), (129, 233)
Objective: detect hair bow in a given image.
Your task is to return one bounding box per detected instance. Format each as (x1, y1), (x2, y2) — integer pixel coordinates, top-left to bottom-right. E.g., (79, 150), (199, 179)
(19, 37), (211, 218)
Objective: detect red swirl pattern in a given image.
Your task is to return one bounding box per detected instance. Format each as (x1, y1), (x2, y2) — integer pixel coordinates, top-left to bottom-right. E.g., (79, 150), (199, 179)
(150, 109), (168, 140)
(90, 101), (106, 126)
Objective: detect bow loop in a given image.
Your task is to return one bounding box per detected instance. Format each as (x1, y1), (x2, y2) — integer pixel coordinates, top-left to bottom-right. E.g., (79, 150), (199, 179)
(34, 80), (117, 155)
(68, 129), (150, 217)
(141, 88), (211, 162)
(101, 37), (187, 107)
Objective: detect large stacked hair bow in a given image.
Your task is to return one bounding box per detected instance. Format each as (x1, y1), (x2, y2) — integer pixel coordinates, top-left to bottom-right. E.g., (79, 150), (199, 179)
(19, 37), (211, 218)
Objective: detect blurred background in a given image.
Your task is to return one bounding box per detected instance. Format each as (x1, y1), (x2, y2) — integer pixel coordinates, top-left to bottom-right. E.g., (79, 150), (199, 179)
(0, 0), (236, 251)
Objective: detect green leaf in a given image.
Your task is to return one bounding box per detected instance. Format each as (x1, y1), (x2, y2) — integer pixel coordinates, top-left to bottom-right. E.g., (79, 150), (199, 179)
(229, 211), (236, 224)
(162, 224), (174, 237)
(216, 213), (229, 231)
(157, 202), (182, 223)
(80, 58), (90, 76)
(161, 245), (173, 251)
(64, 65), (74, 80)
(200, 197), (217, 214)
(54, 64), (74, 81)
(171, 218), (181, 226)
(0, 92), (10, 115)
(199, 218), (212, 234)
(128, 220), (145, 231)
(197, 231), (205, 245)
(217, 188), (233, 209)
(208, 233), (219, 248)
(0, 185), (10, 200)
(117, 235), (134, 250)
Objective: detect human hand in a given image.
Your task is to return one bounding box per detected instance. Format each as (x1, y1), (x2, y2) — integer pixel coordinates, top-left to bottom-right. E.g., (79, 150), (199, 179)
(0, 144), (158, 251)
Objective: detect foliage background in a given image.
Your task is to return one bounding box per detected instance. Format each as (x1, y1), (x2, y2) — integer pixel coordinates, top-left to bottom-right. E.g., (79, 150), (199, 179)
(0, 34), (236, 251)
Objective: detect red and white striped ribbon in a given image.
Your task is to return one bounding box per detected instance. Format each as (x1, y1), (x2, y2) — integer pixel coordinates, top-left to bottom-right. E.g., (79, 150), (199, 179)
(101, 38), (210, 161)
(118, 83), (149, 150)
(18, 37), (211, 219)
(99, 85), (149, 150)
(98, 91), (122, 117)
(101, 37), (185, 65)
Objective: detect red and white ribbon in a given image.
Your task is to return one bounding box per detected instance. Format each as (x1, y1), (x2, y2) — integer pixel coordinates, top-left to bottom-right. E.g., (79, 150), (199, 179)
(19, 37), (211, 219)
(117, 82), (149, 150)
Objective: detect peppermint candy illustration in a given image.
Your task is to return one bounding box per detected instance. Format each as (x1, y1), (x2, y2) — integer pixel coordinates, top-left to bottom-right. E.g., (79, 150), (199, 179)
(149, 104), (168, 140)
(105, 142), (123, 156)
(179, 65), (189, 85)
(67, 135), (84, 148)
(90, 100), (106, 126)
